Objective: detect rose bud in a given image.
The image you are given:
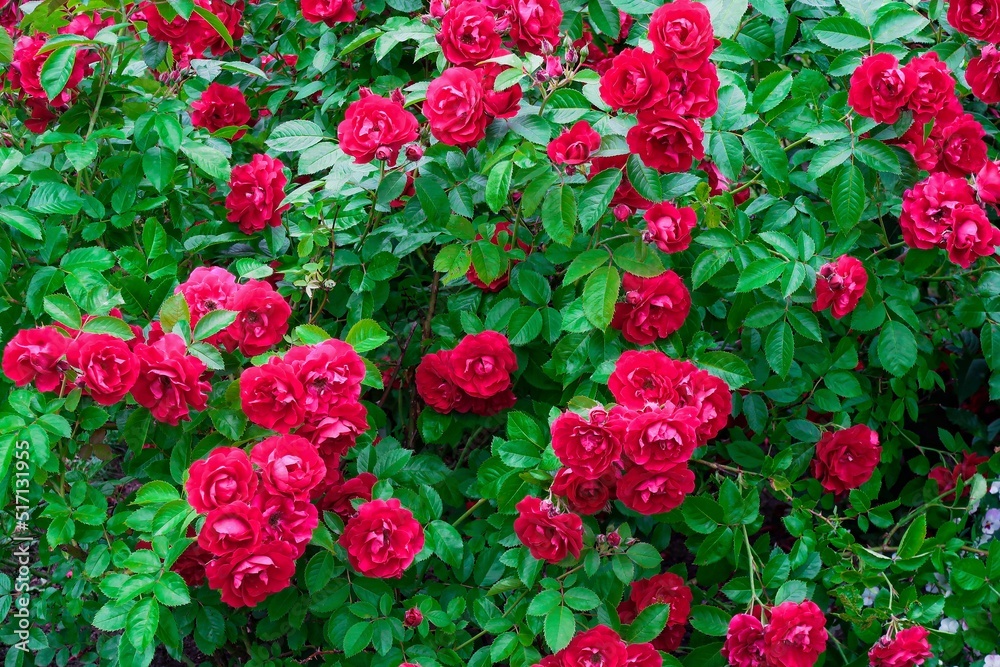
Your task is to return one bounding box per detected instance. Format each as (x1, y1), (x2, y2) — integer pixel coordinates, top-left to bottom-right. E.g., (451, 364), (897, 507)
(404, 608), (424, 627)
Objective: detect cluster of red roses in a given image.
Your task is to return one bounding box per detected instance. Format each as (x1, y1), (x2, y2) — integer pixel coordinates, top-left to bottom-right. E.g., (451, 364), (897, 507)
(811, 255), (868, 320)
(532, 625), (667, 667)
(2, 321), (210, 427)
(414, 330), (518, 416)
(849, 31), (1000, 269)
(136, 0), (244, 67)
(237, 338), (370, 478)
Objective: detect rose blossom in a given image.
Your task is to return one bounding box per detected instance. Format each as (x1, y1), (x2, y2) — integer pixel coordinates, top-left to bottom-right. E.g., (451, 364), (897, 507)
(627, 107), (704, 174)
(176, 266), (238, 331)
(301, 0), (355, 25)
(599, 48), (668, 113)
(338, 92), (419, 165)
(284, 339), (366, 412)
(945, 204), (1000, 268)
(298, 401), (370, 458)
(947, 0), (1000, 41)
(968, 45), (1000, 104)
(608, 350), (685, 409)
(227, 279), (292, 356)
(561, 626), (627, 667)
(449, 330), (517, 399)
(8, 35), (88, 105)
(659, 60), (720, 118)
(550, 467), (619, 515)
(225, 154), (289, 234)
(550, 407), (626, 478)
(507, 0), (562, 54)
(547, 121), (601, 166)
(644, 201), (696, 254)
(899, 173), (977, 250)
(812, 425), (881, 494)
(617, 464), (695, 515)
(623, 407), (700, 471)
(902, 52), (954, 123)
(625, 643), (661, 667)
(205, 541), (297, 608)
(131, 334), (210, 425)
(190, 83), (251, 139)
(197, 501), (265, 555)
(612, 271), (692, 345)
(2, 327), (69, 392)
(250, 434), (326, 497)
(437, 1), (502, 66)
(813, 256), (868, 319)
(619, 572), (692, 652)
(66, 333), (139, 406)
(930, 451), (989, 500)
(647, 0), (714, 70)
(404, 607), (424, 627)
(868, 626), (932, 667)
(424, 67), (490, 148)
(938, 113), (988, 177)
(185, 447), (259, 514)
(339, 498), (425, 578)
(513, 496), (583, 564)
(239, 358), (307, 433)
(481, 60), (523, 118)
(723, 614), (766, 667)
(847, 53), (914, 124)
(762, 601), (828, 667)
(977, 160), (1000, 206)
(317, 472), (377, 518)
(252, 489), (320, 557)
(415, 350), (466, 413)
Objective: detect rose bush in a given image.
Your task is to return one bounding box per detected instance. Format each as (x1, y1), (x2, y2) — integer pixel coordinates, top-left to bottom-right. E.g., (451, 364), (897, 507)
(2, 0), (1000, 666)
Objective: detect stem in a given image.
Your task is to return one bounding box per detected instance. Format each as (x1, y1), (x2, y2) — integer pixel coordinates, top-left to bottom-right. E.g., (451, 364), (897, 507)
(452, 498), (486, 528)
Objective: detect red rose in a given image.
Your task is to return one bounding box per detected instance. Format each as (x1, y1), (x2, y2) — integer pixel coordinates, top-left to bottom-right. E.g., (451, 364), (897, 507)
(622, 572), (692, 652)
(176, 266), (238, 346)
(197, 501), (265, 556)
(24, 99), (57, 134)
(868, 626), (932, 667)
(228, 279), (291, 356)
(191, 83), (251, 139)
(551, 407), (626, 478)
(200, 0), (243, 54)
(608, 350), (686, 410)
(947, 0), (1000, 41)
(930, 451), (989, 500)
(702, 160), (750, 205)
(252, 489), (319, 557)
(900, 173), (977, 250)
(2, 327), (69, 392)
(507, 0), (562, 54)
(513, 496), (583, 564)
(317, 472), (377, 518)
(681, 368), (732, 445)
(240, 359), (307, 433)
(847, 53), (914, 124)
(612, 271), (691, 345)
(424, 67), (490, 148)
(723, 614), (766, 667)
(945, 204), (1000, 268)
(547, 121), (601, 166)
(627, 107), (704, 174)
(250, 434), (326, 497)
(132, 333), (210, 425)
(450, 330), (517, 399)
(437, 1), (502, 66)
(617, 464), (694, 515)
(459, 389), (518, 416)
(938, 113), (988, 177)
(141, 0), (242, 59)
(591, 154), (652, 209)
(339, 498), (425, 578)
(284, 339), (366, 414)
(659, 60), (720, 118)
(812, 424), (881, 494)
(643, 201), (696, 254)
(8, 35), (87, 105)
(185, 446), (259, 514)
(813, 255), (868, 319)
(763, 601), (828, 667)
(561, 626), (627, 667)
(551, 467), (619, 515)
(205, 541), (297, 608)
(338, 93), (419, 165)
(599, 47), (668, 113)
(647, 0), (714, 70)
(66, 333), (139, 406)
(403, 607), (424, 627)
(226, 154), (289, 234)
(902, 52), (955, 124)
(977, 160), (1000, 206)
(301, 0), (355, 25)
(967, 45), (1000, 104)
(466, 222), (530, 291)
(624, 643), (661, 667)
(415, 350), (466, 413)
(481, 61), (523, 118)
(297, 401), (370, 459)
(623, 407), (699, 471)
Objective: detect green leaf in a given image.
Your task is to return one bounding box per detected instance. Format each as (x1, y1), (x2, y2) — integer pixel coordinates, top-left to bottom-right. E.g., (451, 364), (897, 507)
(126, 598), (160, 651)
(696, 351), (753, 389)
(578, 169), (622, 230)
(877, 321), (917, 377)
(582, 266), (620, 330)
(542, 185), (577, 246)
(751, 0), (787, 20)
(485, 160), (513, 213)
(82, 316), (135, 340)
(43, 294), (82, 330)
(0, 207), (42, 240)
(626, 155), (662, 202)
(871, 8), (928, 43)
(135, 481), (180, 504)
(153, 572), (191, 607)
(814, 16), (871, 50)
(425, 520), (464, 569)
(742, 129), (789, 194)
(735, 257), (786, 293)
(625, 603), (670, 643)
(159, 293), (190, 332)
(192, 309), (237, 341)
(832, 163), (865, 229)
(415, 177), (450, 223)
(689, 605), (731, 636)
(808, 139), (853, 179)
(765, 321), (794, 378)
(752, 70), (793, 114)
(192, 4), (233, 47)
(951, 558), (987, 591)
(143, 147), (177, 192)
(896, 514), (926, 559)
(39, 45), (77, 102)
(588, 0), (620, 35)
(29, 182), (84, 215)
(682, 496), (725, 535)
(544, 605), (576, 652)
(563, 588), (600, 611)
(564, 249), (610, 285)
(343, 622), (373, 657)
(854, 139), (900, 174)
(345, 319), (390, 353)
(181, 142), (231, 180)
